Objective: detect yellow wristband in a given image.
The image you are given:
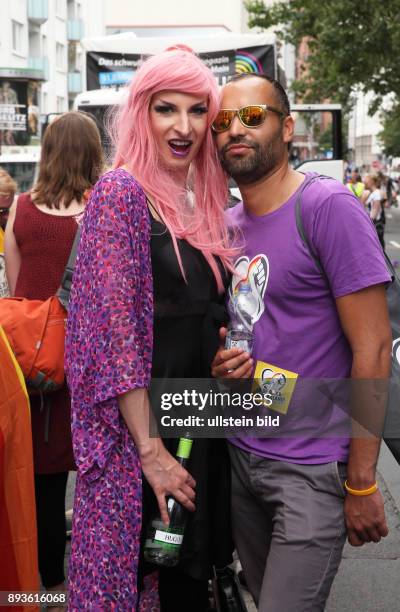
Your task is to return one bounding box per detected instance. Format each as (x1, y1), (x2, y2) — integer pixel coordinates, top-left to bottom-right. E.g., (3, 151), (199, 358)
(344, 480), (378, 496)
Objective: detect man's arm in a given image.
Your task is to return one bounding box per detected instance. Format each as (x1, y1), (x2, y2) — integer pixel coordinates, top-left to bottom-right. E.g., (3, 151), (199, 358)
(336, 283), (392, 546)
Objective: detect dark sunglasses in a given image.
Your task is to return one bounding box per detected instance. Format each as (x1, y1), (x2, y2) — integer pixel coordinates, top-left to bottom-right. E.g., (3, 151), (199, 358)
(211, 104), (286, 133)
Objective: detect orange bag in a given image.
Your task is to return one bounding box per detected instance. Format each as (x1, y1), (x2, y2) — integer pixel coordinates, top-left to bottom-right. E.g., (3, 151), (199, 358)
(0, 326), (39, 609)
(0, 296), (67, 394)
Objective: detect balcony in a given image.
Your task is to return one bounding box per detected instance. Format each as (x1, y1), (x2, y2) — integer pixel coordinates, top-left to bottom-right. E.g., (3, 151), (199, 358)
(28, 56), (49, 80)
(27, 0), (48, 25)
(67, 20), (84, 41)
(68, 71), (82, 94)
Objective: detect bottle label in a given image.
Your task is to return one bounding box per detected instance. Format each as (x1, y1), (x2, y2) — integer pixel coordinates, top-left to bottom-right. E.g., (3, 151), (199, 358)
(154, 529), (183, 546)
(226, 337), (253, 353)
(176, 437), (193, 459)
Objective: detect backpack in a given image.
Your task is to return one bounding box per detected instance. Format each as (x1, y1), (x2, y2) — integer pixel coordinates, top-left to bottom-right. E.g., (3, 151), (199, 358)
(296, 174), (400, 465)
(0, 296), (67, 393)
(0, 227), (80, 395)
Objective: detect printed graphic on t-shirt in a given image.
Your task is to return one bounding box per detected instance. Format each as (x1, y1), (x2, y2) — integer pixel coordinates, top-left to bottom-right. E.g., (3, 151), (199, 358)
(253, 360), (298, 415)
(229, 254), (269, 324)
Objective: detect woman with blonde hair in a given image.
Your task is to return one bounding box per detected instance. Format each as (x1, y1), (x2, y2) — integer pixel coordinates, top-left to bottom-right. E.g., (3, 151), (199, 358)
(5, 111), (104, 607)
(363, 173), (385, 248)
(65, 47), (234, 610)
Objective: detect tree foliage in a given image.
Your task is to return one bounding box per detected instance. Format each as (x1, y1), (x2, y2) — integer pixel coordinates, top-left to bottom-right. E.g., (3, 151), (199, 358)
(379, 105), (400, 157)
(245, 0), (400, 114)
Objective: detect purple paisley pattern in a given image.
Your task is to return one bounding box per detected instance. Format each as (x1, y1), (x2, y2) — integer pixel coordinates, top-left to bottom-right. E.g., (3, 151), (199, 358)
(65, 169), (153, 610)
(138, 572), (160, 611)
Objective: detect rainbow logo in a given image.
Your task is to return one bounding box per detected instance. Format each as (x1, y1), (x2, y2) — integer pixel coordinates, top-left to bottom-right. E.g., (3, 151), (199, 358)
(235, 51), (263, 74)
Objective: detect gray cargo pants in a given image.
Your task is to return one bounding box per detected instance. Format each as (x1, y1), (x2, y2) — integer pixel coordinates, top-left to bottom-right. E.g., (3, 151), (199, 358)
(229, 445), (347, 612)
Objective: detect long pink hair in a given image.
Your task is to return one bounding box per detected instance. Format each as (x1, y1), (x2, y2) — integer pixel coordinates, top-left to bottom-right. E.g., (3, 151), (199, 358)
(111, 48), (233, 290)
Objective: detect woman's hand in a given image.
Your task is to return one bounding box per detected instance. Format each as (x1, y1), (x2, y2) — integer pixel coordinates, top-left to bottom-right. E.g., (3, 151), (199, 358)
(140, 441), (196, 525)
(211, 326), (253, 379)
(118, 388), (196, 525)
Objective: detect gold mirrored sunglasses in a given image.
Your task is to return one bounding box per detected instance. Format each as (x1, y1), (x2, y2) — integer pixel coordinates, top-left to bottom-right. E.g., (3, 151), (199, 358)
(211, 104), (286, 133)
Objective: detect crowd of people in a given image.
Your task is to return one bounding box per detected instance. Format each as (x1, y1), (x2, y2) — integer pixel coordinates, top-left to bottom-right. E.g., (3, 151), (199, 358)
(0, 47), (395, 612)
(346, 168), (399, 248)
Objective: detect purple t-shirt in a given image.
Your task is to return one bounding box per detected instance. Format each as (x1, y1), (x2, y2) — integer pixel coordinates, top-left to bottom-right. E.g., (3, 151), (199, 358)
(227, 174), (391, 464)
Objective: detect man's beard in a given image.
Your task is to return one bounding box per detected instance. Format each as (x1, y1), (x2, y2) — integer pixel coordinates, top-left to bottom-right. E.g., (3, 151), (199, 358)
(219, 128), (284, 185)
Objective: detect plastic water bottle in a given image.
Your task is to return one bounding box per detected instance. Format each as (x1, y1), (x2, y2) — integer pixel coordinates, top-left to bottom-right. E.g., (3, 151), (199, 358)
(225, 283), (255, 354)
(143, 436), (193, 567)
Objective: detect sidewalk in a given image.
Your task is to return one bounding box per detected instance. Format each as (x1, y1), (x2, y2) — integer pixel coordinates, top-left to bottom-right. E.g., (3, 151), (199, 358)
(326, 443), (400, 612)
(65, 443), (400, 611)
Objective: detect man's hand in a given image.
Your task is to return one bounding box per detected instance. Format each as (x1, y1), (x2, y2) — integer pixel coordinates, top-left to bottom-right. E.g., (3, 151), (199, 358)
(140, 443), (196, 525)
(344, 490), (388, 546)
(211, 326), (253, 379)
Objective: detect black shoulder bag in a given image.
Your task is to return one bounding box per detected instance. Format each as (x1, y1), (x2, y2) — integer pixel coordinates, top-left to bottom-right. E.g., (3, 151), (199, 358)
(212, 566), (248, 612)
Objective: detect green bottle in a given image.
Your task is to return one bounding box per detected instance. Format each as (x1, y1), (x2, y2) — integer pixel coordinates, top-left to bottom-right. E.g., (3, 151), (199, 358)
(144, 436), (193, 567)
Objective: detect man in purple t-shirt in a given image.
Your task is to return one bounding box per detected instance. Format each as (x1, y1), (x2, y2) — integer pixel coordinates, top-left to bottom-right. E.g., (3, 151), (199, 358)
(212, 74), (392, 612)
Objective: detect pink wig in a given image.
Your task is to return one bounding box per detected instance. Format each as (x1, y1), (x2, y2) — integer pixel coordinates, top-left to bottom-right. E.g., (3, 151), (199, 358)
(111, 48), (234, 290)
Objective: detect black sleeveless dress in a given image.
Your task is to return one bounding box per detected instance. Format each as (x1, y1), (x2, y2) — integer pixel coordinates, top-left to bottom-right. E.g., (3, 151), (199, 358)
(139, 217), (233, 583)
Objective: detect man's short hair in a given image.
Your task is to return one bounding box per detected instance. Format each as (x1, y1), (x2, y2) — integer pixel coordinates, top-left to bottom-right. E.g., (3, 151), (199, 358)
(227, 73), (291, 117)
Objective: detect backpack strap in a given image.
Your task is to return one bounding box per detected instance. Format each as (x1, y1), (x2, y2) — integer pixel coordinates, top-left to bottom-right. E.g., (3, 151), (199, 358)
(56, 225), (81, 310)
(295, 174), (333, 280)
(295, 174), (396, 285)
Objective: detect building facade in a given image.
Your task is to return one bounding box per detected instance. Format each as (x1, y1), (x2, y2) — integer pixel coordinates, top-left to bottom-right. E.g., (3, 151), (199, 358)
(103, 0), (250, 36)
(0, 0), (104, 123)
(348, 91), (386, 170)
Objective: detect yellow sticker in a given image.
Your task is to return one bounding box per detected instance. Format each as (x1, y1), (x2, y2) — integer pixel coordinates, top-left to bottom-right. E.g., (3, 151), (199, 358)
(252, 360), (298, 415)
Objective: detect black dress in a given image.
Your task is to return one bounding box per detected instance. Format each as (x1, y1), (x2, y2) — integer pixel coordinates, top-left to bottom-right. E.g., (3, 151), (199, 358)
(139, 217), (233, 608)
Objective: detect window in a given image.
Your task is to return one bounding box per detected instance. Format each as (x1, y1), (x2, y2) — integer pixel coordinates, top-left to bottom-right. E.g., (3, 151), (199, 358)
(56, 43), (65, 70)
(42, 35), (47, 56)
(12, 20), (24, 54)
(57, 96), (65, 112)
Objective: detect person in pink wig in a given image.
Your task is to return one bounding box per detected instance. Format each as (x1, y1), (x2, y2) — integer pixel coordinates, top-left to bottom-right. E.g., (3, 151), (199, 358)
(65, 47), (234, 610)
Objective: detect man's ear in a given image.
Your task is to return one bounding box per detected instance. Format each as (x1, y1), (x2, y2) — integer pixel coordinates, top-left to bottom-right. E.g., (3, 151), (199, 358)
(282, 115), (295, 145)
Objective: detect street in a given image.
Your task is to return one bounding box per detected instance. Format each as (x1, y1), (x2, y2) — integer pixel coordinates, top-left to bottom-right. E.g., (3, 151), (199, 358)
(326, 443), (400, 612)
(382, 205), (400, 265)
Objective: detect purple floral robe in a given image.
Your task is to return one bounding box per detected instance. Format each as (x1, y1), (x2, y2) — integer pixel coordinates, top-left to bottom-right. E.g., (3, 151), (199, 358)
(65, 169), (153, 610)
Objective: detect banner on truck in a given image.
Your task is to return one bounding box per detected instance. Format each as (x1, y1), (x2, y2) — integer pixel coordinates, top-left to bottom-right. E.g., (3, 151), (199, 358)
(86, 45), (276, 90)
